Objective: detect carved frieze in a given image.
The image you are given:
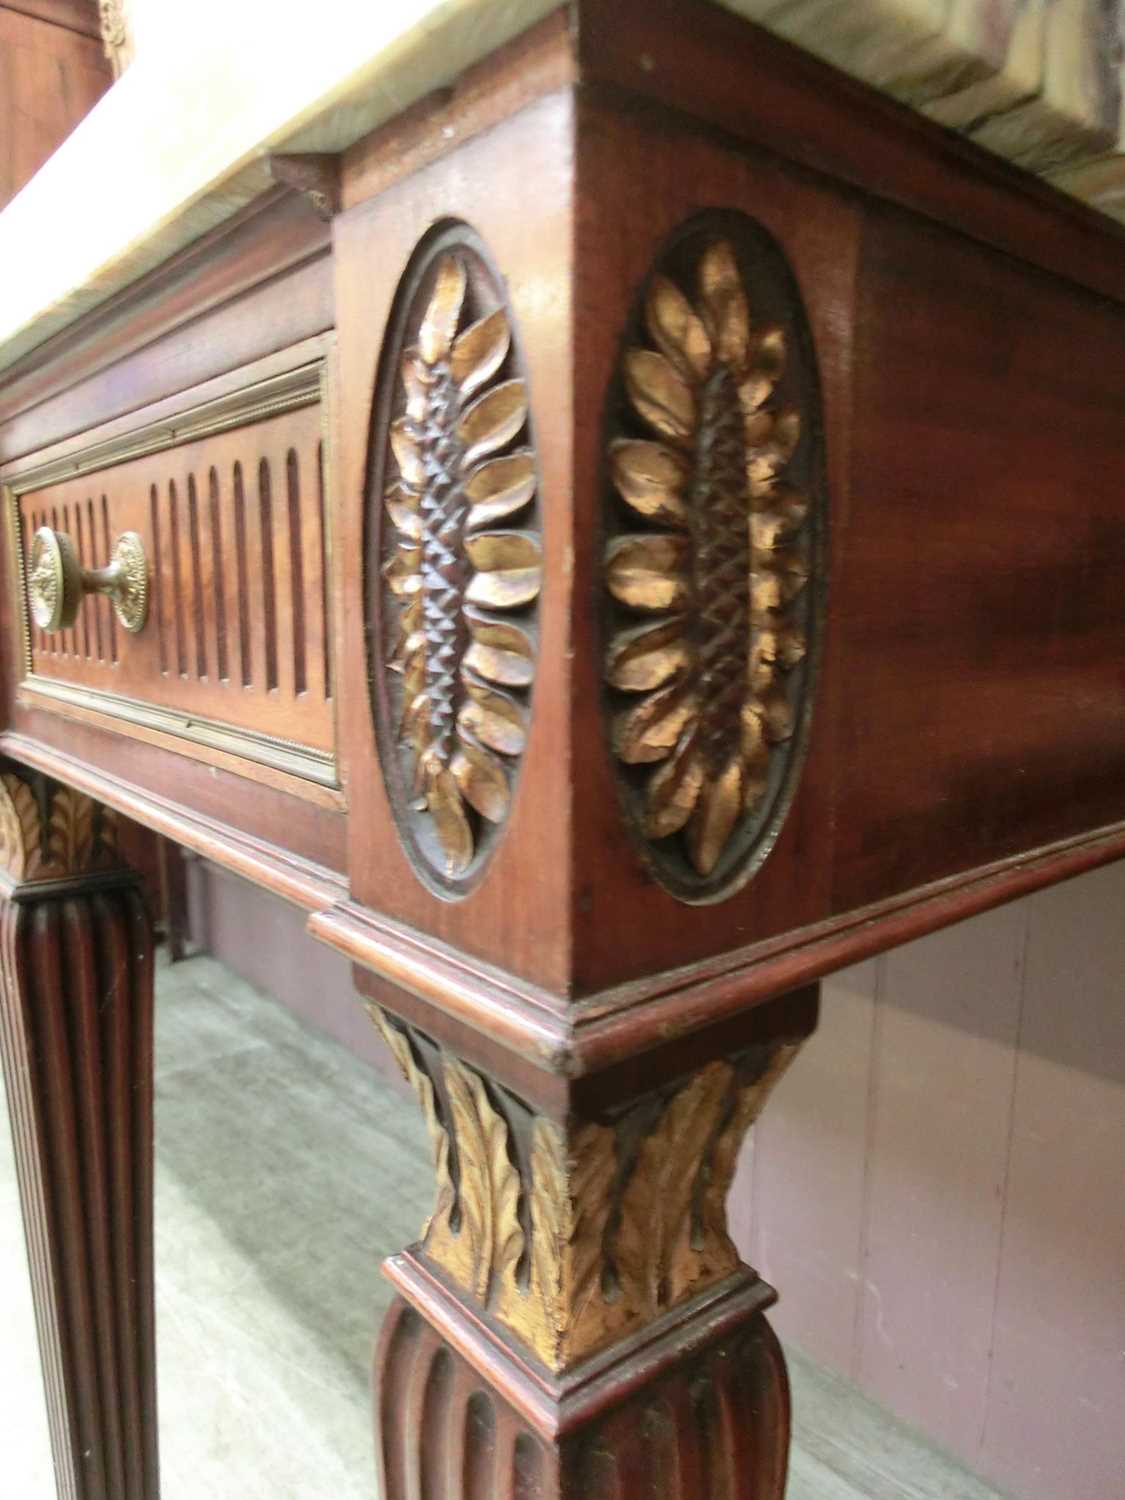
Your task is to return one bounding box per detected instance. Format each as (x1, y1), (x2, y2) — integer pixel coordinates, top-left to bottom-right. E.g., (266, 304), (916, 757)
(604, 217), (824, 901)
(370, 229), (541, 890)
(372, 1007), (800, 1371)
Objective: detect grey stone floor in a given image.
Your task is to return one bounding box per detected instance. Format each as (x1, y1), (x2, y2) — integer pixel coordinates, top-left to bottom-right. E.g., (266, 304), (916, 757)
(1, 954), (1011, 1499)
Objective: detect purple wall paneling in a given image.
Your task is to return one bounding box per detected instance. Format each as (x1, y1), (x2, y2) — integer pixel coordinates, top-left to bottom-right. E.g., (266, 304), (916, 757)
(186, 859), (396, 1079)
(853, 902), (1027, 1457)
(730, 959), (880, 1373)
(731, 863), (1125, 1500)
(979, 864), (1125, 1500)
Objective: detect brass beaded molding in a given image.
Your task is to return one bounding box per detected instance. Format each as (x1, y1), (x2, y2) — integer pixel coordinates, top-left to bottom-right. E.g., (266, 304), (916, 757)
(370, 225), (541, 893)
(604, 215), (824, 902)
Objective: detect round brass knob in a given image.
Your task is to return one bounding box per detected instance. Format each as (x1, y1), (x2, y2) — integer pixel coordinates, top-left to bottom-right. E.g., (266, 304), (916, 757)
(28, 526), (149, 635)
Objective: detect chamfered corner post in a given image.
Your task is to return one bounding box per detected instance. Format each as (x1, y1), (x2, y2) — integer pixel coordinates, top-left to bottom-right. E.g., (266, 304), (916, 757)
(0, 763), (158, 1500)
(368, 984), (817, 1499)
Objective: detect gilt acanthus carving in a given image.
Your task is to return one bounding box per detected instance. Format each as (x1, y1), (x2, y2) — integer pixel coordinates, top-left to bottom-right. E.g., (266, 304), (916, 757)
(375, 237), (541, 886)
(0, 772), (119, 884)
(372, 1007), (800, 1371)
(605, 224), (821, 898)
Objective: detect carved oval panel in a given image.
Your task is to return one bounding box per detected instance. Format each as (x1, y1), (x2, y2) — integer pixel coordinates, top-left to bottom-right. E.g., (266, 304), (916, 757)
(604, 214), (825, 902)
(368, 224), (541, 893)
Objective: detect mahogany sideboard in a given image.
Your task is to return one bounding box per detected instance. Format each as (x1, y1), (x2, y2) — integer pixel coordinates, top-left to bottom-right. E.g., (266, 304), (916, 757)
(2, 4), (1125, 1497)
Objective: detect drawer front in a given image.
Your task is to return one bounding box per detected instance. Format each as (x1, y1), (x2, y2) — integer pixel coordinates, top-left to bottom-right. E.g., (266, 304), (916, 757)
(7, 361), (338, 792)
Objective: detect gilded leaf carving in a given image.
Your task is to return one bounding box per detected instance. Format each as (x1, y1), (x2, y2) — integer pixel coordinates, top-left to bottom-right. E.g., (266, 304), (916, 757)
(0, 772), (118, 884)
(370, 1007), (804, 1373)
(376, 234), (540, 887)
(693, 1043), (801, 1283)
(369, 1009), (455, 1244)
(614, 1062), (740, 1313)
(441, 1058), (524, 1301)
(605, 223), (822, 898)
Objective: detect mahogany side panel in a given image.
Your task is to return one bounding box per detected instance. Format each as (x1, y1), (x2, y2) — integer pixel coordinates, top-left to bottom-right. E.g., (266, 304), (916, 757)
(575, 0), (1125, 307)
(0, 6), (110, 213)
(0, 771), (157, 1500)
(832, 202), (1125, 914)
(335, 91), (578, 993)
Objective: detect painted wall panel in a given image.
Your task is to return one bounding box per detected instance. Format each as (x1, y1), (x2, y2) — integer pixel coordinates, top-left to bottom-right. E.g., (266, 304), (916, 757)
(978, 866), (1125, 1500)
(853, 904), (1026, 1456)
(732, 959), (879, 1374)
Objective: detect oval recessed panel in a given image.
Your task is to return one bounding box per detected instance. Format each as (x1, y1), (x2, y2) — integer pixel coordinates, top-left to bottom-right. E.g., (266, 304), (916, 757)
(603, 212), (826, 903)
(367, 223), (541, 896)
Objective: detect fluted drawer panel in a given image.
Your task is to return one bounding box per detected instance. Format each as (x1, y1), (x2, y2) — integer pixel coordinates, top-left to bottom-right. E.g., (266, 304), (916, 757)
(14, 396), (336, 789)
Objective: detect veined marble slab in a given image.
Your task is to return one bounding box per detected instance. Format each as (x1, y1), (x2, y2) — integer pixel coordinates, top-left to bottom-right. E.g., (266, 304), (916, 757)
(969, 0), (1121, 172)
(0, 0), (556, 376)
(923, 1), (1045, 131)
(0, 0), (1122, 379)
(736, 0), (1027, 103)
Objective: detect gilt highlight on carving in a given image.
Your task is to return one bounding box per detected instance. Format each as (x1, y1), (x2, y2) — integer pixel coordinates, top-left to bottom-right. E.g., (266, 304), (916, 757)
(607, 239), (810, 879)
(383, 253), (540, 877)
(373, 1007), (802, 1371)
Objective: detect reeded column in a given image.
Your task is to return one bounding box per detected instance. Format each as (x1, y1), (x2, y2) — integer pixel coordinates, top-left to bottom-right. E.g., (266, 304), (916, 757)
(0, 765), (157, 1500)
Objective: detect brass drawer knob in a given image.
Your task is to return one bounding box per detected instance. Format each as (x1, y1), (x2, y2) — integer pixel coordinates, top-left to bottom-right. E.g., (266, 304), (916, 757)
(28, 526), (149, 635)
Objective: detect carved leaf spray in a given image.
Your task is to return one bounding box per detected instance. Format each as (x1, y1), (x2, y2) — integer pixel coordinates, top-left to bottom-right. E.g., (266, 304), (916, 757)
(379, 246), (541, 884)
(605, 227), (822, 898)
(372, 1008), (801, 1372)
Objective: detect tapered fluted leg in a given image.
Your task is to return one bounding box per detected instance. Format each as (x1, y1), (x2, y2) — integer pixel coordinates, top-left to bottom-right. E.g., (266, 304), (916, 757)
(0, 766), (157, 1500)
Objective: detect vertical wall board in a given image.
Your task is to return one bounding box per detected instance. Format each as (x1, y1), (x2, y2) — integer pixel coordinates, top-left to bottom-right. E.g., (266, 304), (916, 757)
(978, 865), (1125, 1500)
(853, 902), (1026, 1455)
(188, 862), (397, 1080)
(732, 959), (880, 1374)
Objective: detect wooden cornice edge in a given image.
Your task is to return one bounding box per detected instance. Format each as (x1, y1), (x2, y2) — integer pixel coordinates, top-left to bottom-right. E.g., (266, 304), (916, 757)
(312, 817), (1125, 1077)
(10, 730), (1124, 1079)
(0, 732), (345, 912)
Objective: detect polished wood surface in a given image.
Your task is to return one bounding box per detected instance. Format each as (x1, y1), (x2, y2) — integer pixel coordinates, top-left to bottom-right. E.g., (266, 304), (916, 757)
(0, 3), (109, 213)
(1, 4), (1123, 1496)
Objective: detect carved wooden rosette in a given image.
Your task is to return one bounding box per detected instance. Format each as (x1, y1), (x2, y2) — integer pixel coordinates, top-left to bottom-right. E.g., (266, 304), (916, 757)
(372, 1007), (800, 1374)
(371, 229), (541, 890)
(604, 218), (823, 901)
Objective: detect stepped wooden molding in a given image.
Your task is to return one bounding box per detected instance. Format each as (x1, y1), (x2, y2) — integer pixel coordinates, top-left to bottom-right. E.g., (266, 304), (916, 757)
(373, 1006), (801, 1372)
(372, 228), (541, 889)
(0, 769), (119, 884)
(605, 219), (822, 900)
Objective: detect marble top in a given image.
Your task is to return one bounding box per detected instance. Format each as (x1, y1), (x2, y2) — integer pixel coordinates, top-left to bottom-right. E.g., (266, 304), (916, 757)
(0, 0), (555, 375)
(1, 0), (1121, 377)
